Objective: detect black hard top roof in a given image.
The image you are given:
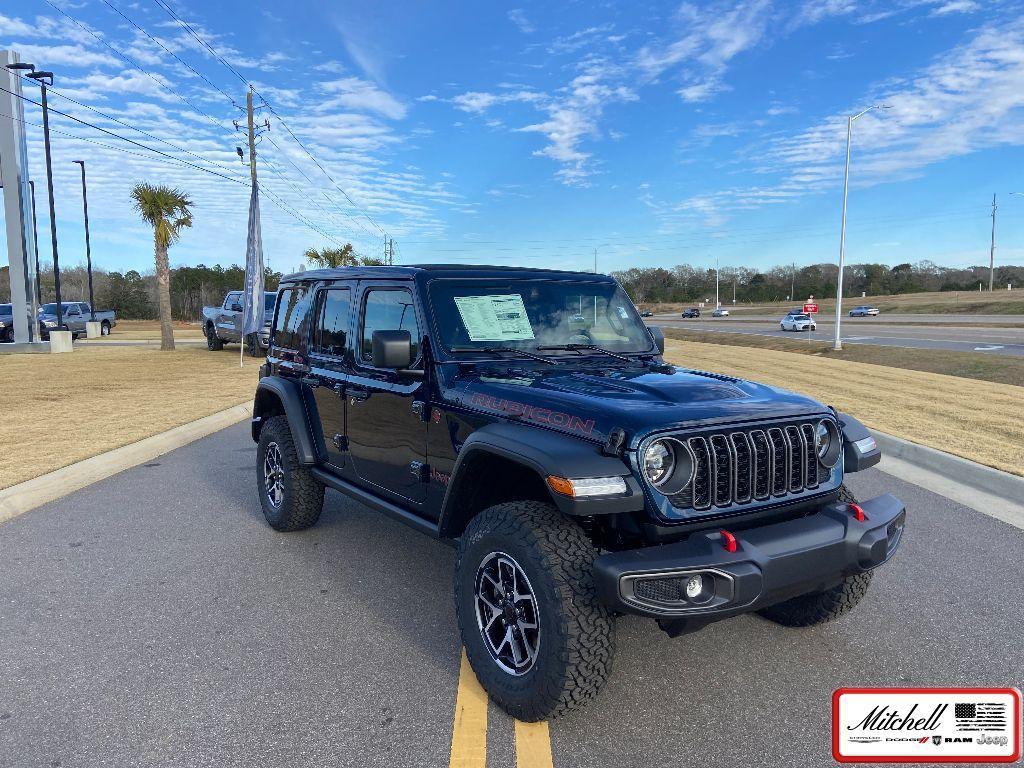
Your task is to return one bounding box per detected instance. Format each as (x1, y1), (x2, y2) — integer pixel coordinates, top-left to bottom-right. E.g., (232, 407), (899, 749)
(279, 264), (616, 283)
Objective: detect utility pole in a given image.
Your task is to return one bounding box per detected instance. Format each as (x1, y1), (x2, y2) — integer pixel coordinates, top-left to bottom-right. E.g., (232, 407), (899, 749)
(790, 263), (795, 302)
(989, 193), (997, 292)
(72, 160), (95, 320)
(245, 89), (259, 188)
(715, 256), (720, 308)
(235, 86), (269, 365)
(389, 236), (394, 265)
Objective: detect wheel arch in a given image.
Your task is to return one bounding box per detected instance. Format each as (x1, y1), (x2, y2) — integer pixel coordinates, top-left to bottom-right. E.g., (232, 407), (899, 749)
(252, 376), (318, 465)
(437, 422), (643, 539)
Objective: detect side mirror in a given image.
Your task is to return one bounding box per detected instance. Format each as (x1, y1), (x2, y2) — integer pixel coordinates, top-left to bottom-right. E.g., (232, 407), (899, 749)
(648, 325), (665, 355)
(372, 329), (413, 369)
(231, 303), (243, 312)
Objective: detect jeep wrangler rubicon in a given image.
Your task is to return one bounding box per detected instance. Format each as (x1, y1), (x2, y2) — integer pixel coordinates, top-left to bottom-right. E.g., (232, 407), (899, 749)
(251, 265), (905, 721)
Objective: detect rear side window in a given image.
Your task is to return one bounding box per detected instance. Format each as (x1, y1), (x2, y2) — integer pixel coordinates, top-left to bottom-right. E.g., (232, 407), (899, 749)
(313, 287), (351, 357)
(224, 292), (241, 309)
(360, 288), (420, 363)
(273, 286), (309, 350)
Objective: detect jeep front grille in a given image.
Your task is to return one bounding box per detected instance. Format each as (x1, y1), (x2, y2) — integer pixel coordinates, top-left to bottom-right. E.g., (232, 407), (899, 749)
(666, 420), (830, 512)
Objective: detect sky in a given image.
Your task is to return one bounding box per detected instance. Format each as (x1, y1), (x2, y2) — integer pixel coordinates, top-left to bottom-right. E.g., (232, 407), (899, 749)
(2, 0), (1024, 281)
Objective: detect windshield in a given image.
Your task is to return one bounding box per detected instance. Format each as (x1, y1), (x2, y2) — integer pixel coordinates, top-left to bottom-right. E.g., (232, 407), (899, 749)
(794, 314), (810, 320)
(429, 279), (654, 355)
(38, 303), (73, 314)
(0, 304), (11, 315)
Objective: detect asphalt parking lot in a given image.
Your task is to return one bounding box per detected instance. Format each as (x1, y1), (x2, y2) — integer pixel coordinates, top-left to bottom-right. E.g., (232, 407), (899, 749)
(1, 422), (1022, 768)
(651, 314), (1024, 356)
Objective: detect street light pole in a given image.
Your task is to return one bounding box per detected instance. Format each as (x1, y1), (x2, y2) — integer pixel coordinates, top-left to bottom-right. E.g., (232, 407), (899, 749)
(9, 64), (64, 330)
(29, 180), (40, 304)
(833, 104), (890, 351)
(73, 160), (95, 320)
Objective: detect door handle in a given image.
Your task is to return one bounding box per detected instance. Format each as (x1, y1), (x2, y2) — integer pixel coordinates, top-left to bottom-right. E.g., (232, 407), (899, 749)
(300, 376), (320, 388)
(349, 389), (370, 403)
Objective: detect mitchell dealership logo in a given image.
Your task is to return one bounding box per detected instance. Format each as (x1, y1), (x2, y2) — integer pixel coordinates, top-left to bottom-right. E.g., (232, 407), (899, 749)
(846, 703), (947, 732)
(833, 688), (1021, 763)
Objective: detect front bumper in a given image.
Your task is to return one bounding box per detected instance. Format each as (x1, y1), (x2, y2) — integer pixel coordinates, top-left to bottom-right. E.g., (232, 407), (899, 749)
(594, 494), (905, 628)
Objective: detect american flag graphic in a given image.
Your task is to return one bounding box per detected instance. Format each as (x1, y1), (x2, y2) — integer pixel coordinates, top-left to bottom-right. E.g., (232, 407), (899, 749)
(954, 702), (1007, 731)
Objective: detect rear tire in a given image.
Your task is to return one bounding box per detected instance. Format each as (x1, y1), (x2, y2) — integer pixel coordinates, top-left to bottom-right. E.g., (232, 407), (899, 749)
(758, 484), (872, 627)
(206, 324), (223, 351)
(454, 501), (615, 721)
(101, 320), (111, 336)
(256, 415), (323, 531)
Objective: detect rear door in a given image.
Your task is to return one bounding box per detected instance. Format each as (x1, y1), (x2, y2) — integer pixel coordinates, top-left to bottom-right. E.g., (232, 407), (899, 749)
(307, 284), (353, 471)
(344, 282), (428, 506)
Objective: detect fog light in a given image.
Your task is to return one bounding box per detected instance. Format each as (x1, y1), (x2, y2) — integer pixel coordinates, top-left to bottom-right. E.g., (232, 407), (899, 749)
(684, 575), (703, 599)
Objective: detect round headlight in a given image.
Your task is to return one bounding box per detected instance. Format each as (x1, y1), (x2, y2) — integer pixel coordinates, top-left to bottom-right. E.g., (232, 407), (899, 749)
(815, 420), (841, 467)
(643, 440), (674, 487)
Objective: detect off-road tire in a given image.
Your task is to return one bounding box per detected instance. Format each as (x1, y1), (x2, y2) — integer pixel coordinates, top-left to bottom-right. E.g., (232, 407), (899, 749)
(758, 484), (872, 627)
(101, 320), (111, 336)
(454, 501), (615, 721)
(256, 415), (323, 531)
(206, 324), (223, 351)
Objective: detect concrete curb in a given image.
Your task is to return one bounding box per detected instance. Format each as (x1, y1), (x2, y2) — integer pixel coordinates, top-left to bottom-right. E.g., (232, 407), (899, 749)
(0, 402), (251, 526)
(873, 431), (1024, 501)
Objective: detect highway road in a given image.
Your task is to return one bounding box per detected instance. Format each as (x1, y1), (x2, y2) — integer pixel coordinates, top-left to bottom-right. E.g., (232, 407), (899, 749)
(650, 314), (1024, 356)
(1, 423), (1021, 768)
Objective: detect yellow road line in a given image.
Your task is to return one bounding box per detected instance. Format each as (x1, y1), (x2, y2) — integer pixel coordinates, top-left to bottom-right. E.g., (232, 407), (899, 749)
(449, 649), (488, 768)
(514, 719), (554, 768)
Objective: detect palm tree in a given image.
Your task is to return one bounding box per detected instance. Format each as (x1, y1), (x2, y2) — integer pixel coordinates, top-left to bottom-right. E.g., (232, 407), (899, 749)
(304, 244), (359, 269)
(130, 183), (193, 351)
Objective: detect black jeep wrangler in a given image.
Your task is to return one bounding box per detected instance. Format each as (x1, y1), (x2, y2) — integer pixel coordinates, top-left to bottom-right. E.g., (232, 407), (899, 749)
(251, 265), (905, 721)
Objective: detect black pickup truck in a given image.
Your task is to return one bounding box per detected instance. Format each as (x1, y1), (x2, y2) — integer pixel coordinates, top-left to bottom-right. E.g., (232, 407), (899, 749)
(251, 265), (904, 721)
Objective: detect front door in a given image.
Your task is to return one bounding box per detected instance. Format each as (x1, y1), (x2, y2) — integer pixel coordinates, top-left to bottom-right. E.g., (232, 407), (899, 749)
(345, 284), (427, 505)
(307, 285), (352, 470)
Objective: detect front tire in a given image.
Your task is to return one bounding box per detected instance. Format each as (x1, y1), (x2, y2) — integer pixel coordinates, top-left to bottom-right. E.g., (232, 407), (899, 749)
(256, 415), (324, 531)
(206, 324), (223, 351)
(101, 320), (111, 336)
(758, 484), (872, 627)
(454, 501), (615, 721)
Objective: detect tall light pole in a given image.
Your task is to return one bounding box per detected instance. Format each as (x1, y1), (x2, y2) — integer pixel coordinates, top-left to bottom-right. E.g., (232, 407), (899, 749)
(592, 243), (609, 274)
(29, 180), (40, 304)
(72, 161), (95, 319)
(833, 104), (890, 351)
(715, 255), (720, 308)
(7, 62), (63, 330)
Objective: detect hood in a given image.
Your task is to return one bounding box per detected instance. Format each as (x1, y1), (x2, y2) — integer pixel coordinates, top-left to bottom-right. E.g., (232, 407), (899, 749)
(443, 362), (828, 446)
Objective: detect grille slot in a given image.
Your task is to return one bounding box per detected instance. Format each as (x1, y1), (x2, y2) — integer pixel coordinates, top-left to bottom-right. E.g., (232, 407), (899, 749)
(656, 420), (833, 512)
(633, 577), (684, 603)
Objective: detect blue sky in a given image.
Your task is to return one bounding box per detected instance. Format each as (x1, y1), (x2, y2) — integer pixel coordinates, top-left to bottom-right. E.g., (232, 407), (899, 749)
(2, 0), (1024, 279)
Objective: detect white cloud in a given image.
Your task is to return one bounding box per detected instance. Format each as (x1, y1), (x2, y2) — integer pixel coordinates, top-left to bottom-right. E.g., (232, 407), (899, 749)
(317, 76), (406, 120)
(929, 0), (979, 15)
(5, 43), (118, 69)
(507, 9), (535, 34)
(452, 89), (543, 113)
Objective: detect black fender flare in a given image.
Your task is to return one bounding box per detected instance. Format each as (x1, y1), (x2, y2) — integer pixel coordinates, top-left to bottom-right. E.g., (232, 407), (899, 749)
(836, 411), (881, 472)
(252, 376), (318, 465)
(437, 422), (644, 537)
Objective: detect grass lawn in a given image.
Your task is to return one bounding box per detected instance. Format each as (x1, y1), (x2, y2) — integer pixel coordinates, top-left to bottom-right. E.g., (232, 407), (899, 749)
(663, 339), (1023, 476)
(0, 346), (258, 489)
(105, 319), (205, 341)
(661, 328), (1024, 387)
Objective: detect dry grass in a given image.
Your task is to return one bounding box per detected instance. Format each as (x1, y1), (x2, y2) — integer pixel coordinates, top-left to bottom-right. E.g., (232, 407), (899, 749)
(662, 328), (1024, 387)
(106, 319), (205, 341)
(663, 339), (1024, 476)
(0, 346), (258, 489)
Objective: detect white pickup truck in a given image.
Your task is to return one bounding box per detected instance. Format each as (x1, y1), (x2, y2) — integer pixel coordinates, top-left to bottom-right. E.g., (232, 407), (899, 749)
(38, 302), (117, 339)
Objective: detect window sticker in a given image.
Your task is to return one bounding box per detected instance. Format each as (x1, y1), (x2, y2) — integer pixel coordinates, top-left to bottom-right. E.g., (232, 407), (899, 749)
(454, 294), (536, 342)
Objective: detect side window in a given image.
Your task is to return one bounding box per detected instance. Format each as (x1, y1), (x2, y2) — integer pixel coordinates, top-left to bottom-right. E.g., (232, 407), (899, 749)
(273, 287), (308, 350)
(313, 287), (351, 357)
(224, 292), (241, 309)
(360, 288), (420, 364)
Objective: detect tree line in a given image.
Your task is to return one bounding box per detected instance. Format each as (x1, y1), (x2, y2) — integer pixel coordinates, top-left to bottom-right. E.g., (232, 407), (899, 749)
(612, 260), (1024, 305)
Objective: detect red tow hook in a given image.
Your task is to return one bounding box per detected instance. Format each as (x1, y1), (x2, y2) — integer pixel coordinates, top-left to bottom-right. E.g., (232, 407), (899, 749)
(848, 503), (868, 522)
(719, 529), (739, 553)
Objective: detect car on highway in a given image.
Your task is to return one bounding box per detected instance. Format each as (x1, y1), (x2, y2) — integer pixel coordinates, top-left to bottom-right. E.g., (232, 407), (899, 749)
(849, 305), (880, 317)
(780, 313), (816, 332)
(251, 265), (904, 722)
(203, 290), (277, 354)
(680, 308), (700, 318)
(711, 307), (729, 317)
(37, 302), (116, 340)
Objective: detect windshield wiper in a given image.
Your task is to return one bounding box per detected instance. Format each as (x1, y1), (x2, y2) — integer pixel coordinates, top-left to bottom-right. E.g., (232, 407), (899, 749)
(537, 343), (635, 363)
(450, 346), (558, 365)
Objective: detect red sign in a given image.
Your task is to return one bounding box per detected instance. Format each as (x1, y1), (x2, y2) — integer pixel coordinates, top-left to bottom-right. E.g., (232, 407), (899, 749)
(803, 303), (819, 314)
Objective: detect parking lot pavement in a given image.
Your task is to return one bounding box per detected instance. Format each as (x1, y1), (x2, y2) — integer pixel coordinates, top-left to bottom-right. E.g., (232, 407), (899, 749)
(1, 423), (1022, 768)
(651, 316), (1024, 356)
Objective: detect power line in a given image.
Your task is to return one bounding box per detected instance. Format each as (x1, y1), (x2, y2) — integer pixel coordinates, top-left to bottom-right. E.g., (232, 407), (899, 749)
(149, 0), (393, 241)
